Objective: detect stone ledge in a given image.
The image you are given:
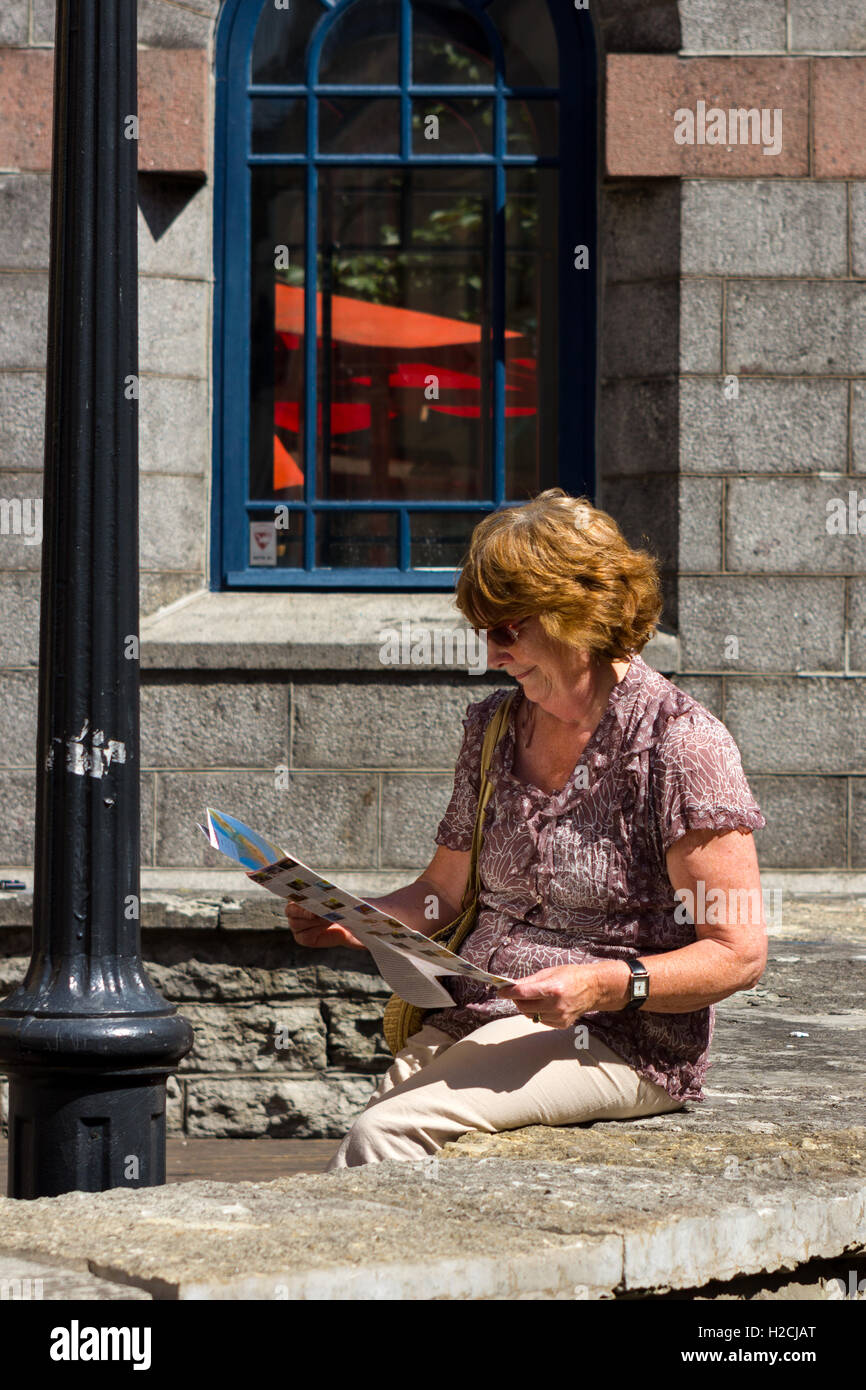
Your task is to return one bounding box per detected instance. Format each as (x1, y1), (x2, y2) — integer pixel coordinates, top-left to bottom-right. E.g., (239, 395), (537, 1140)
(139, 588), (682, 674)
(440, 1123), (866, 1176)
(0, 1152), (863, 1299)
(0, 1253), (150, 1300)
(6, 884), (866, 931)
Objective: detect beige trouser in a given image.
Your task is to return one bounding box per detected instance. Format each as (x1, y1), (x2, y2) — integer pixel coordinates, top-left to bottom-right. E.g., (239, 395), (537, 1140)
(326, 1012), (685, 1169)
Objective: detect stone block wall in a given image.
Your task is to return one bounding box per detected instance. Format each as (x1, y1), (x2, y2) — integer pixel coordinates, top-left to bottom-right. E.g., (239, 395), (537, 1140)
(2, 0), (865, 1138)
(674, 167), (864, 870)
(2, 0), (866, 915)
(598, 4), (866, 873)
(142, 673), (501, 878)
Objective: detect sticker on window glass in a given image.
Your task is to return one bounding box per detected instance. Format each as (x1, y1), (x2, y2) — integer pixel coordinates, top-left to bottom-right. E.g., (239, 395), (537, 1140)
(250, 521), (277, 566)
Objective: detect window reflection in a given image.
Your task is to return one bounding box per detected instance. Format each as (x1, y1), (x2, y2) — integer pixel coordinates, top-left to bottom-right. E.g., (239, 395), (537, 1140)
(245, 0), (565, 566)
(484, 0), (559, 87)
(252, 0), (324, 84)
(315, 168), (492, 502)
(318, 0), (400, 84)
(412, 0), (495, 85)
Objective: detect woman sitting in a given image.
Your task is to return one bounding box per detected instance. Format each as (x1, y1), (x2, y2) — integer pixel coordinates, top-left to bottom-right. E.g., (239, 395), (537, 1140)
(286, 489), (768, 1168)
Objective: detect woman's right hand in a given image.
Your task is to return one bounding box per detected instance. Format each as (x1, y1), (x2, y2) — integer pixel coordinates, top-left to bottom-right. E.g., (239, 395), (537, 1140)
(284, 899), (366, 951)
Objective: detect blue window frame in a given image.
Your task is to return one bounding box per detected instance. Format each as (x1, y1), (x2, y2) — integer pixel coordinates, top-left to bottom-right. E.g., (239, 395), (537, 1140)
(213, 0), (596, 588)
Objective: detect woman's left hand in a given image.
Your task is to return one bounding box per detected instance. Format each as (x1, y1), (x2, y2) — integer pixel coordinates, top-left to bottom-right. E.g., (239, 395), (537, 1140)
(495, 964), (602, 1028)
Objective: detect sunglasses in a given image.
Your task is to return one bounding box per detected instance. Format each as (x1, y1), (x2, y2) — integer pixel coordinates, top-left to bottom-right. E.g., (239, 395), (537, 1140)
(473, 617), (529, 647)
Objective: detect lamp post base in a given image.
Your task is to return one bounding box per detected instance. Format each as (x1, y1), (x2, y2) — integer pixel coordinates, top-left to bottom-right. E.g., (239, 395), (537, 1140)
(6, 1072), (171, 1199)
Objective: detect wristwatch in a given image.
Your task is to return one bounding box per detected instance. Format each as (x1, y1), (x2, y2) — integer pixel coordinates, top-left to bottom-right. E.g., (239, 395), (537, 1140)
(624, 958), (650, 1011)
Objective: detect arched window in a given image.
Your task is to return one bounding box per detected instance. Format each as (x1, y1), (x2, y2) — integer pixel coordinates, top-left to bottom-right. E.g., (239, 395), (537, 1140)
(213, 0), (596, 586)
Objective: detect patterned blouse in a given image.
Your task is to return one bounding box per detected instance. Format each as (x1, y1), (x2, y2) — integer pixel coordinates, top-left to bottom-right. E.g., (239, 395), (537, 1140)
(427, 651), (766, 1104)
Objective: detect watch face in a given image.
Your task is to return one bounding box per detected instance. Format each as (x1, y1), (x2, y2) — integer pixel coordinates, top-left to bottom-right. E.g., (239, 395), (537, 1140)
(634, 980), (648, 996)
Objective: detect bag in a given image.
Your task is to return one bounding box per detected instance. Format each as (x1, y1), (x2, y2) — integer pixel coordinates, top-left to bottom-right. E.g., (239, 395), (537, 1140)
(381, 690), (517, 1056)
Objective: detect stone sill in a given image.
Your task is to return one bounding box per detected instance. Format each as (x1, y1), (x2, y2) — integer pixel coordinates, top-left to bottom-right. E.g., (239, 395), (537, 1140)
(0, 886), (418, 931)
(140, 587), (682, 673)
(3, 878), (866, 934)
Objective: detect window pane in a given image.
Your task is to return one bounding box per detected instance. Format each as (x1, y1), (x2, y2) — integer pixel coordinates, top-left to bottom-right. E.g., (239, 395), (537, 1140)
(316, 168), (492, 503)
(485, 0), (558, 87)
(315, 511), (398, 568)
(411, 98), (493, 154)
(249, 513), (305, 568)
(411, 511), (479, 567)
(252, 0), (325, 85)
(251, 98), (306, 155)
(506, 99), (558, 157)
(504, 168), (558, 499)
(250, 168), (306, 504)
(412, 0), (495, 84)
(319, 98), (400, 155)
(318, 0), (400, 85)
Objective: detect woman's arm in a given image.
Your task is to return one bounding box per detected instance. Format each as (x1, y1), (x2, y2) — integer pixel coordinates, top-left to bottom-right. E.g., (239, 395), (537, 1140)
(284, 843), (471, 949)
(587, 826), (767, 1014)
(499, 827), (768, 1022)
(370, 844), (471, 936)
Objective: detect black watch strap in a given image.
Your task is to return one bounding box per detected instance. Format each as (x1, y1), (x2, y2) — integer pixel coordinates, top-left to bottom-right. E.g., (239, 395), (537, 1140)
(624, 958), (650, 1010)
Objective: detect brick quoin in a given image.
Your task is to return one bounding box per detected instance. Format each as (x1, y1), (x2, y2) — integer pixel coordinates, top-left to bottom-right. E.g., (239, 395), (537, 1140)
(2, 47), (859, 183)
(606, 55), (866, 179)
(0, 48), (208, 174)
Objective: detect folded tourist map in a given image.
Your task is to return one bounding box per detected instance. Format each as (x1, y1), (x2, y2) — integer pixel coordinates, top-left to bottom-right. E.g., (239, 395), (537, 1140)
(197, 808), (517, 1008)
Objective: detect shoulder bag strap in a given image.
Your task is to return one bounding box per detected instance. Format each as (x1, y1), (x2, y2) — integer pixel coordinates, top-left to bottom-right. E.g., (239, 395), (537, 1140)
(458, 690), (518, 914)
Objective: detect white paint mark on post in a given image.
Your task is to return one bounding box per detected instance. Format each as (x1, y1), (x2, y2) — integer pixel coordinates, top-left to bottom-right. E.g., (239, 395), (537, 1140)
(64, 719), (127, 778)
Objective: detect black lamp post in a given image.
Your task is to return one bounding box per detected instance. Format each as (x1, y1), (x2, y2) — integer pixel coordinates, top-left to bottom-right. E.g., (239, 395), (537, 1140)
(0, 0), (193, 1198)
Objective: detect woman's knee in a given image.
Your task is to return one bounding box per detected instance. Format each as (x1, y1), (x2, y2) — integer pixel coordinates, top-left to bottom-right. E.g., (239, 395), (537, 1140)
(340, 1098), (436, 1165)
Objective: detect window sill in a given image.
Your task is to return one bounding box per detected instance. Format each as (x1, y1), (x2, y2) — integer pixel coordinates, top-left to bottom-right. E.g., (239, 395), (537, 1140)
(140, 587), (681, 673)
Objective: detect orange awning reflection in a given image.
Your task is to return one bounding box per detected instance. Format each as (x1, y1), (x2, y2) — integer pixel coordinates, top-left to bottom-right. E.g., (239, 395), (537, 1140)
(272, 282), (533, 492)
(275, 283), (521, 349)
